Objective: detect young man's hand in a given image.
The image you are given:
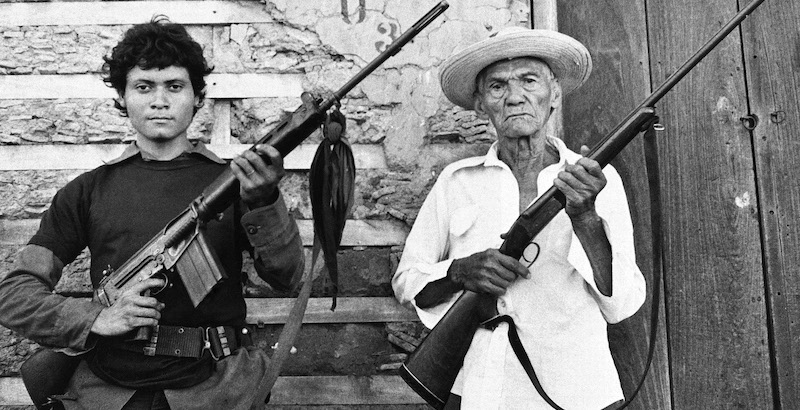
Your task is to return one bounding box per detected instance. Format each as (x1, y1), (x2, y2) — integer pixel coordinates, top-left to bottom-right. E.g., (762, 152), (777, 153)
(91, 278), (165, 337)
(231, 144), (285, 209)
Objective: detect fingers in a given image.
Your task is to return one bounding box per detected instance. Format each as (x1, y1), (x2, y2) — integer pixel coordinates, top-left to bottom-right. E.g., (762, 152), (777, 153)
(231, 145), (284, 181)
(457, 250), (530, 296)
(126, 278), (166, 296)
(494, 251), (531, 279)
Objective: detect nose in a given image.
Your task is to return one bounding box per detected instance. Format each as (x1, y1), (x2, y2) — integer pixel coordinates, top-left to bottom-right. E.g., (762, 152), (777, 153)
(505, 80), (526, 105)
(150, 87), (169, 108)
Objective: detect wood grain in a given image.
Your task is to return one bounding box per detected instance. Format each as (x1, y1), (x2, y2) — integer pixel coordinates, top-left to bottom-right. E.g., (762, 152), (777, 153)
(0, 1), (274, 26)
(646, 0), (772, 407)
(246, 297), (418, 324)
(558, 1), (671, 408)
(741, 0), (800, 404)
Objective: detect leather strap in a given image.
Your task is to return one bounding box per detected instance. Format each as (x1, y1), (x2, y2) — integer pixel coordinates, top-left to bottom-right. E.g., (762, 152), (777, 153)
(251, 107), (355, 408)
(482, 314), (565, 410)
(482, 120), (664, 409)
(613, 116), (664, 409)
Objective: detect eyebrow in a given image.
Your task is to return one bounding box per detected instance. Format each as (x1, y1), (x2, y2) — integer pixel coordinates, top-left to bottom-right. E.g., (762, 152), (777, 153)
(128, 78), (189, 85)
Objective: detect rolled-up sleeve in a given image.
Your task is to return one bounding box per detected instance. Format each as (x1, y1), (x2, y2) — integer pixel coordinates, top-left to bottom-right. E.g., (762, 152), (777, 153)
(241, 191), (304, 292)
(568, 165), (646, 323)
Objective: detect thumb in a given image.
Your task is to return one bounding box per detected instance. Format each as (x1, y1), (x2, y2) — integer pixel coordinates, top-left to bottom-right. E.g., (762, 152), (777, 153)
(580, 145), (591, 156)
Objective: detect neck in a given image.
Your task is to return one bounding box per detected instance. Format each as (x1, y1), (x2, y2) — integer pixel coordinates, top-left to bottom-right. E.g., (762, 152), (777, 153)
(497, 132), (557, 174)
(136, 136), (193, 161)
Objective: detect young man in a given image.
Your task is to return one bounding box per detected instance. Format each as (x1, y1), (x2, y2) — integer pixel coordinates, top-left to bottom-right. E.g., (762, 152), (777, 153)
(0, 18), (304, 409)
(393, 28), (646, 409)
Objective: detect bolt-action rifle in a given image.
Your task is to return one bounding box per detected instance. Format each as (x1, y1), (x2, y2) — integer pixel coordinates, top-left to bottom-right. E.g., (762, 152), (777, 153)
(399, 0), (767, 408)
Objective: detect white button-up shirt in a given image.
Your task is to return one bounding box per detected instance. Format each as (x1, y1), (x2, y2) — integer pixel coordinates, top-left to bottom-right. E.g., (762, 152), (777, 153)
(392, 137), (646, 409)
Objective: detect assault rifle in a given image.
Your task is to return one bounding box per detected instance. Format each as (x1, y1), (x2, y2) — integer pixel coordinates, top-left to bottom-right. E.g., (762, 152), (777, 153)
(399, 0), (767, 408)
(94, 1), (451, 339)
(21, 3), (450, 409)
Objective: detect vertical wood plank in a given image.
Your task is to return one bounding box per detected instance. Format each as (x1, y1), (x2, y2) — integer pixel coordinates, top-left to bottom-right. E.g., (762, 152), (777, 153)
(646, 0), (772, 407)
(211, 101), (232, 145)
(531, 0), (563, 140)
(557, 1), (671, 408)
(741, 0), (800, 406)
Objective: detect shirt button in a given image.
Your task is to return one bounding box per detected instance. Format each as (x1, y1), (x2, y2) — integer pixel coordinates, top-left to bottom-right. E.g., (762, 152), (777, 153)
(246, 225), (258, 235)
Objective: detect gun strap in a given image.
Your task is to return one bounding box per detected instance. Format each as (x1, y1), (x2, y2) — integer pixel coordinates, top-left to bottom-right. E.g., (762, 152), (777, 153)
(482, 314), (566, 410)
(483, 122), (664, 410)
(612, 117), (664, 409)
(249, 247), (317, 409)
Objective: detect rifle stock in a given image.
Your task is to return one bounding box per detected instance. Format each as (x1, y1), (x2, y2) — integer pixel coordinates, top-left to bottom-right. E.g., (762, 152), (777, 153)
(400, 0), (767, 406)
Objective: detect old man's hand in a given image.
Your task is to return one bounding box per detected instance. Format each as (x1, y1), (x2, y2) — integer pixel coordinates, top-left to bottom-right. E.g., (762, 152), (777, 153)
(554, 145), (606, 220)
(231, 144), (285, 209)
(448, 249), (530, 296)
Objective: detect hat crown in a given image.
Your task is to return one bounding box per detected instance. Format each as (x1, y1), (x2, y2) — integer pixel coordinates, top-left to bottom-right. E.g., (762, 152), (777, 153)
(439, 27), (592, 109)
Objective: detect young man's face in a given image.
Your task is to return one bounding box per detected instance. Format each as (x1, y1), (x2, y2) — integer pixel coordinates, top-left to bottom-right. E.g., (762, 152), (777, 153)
(119, 65), (199, 144)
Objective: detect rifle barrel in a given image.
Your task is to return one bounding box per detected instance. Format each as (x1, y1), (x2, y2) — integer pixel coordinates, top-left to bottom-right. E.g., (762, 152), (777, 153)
(642, 0), (766, 109)
(326, 1), (449, 107)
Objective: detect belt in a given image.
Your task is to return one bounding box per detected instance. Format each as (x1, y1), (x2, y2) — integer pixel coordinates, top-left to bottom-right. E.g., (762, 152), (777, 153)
(117, 325), (252, 360)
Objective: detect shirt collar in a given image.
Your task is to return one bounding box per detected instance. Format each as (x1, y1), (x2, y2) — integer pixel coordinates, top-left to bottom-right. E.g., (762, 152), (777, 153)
(104, 140), (226, 166)
(482, 135), (578, 169)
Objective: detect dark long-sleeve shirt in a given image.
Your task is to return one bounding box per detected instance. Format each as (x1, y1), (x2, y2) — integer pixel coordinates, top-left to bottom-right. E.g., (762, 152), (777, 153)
(0, 142), (304, 398)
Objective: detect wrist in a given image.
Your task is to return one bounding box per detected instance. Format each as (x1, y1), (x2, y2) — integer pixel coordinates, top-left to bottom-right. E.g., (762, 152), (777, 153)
(570, 209), (601, 226)
(245, 189), (279, 210)
(445, 260), (465, 289)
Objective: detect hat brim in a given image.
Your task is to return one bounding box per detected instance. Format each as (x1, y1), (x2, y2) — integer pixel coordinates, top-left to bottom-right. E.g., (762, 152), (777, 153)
(439, 29), (592, 109)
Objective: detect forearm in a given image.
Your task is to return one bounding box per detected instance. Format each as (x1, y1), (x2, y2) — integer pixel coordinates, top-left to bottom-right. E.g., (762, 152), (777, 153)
(243, 192), (305, 291)
(571, 210), (613, 296)
(415, 268), (462, 309)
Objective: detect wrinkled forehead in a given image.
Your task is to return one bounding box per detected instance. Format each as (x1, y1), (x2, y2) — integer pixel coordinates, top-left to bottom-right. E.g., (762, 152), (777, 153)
(478, 57), (554, 83)
(476, 57), (553, 83)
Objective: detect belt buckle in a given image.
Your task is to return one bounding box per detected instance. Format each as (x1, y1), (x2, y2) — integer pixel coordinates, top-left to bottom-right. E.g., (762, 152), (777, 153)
(203, 326), (231, 361)
(143, 326), (159, 356)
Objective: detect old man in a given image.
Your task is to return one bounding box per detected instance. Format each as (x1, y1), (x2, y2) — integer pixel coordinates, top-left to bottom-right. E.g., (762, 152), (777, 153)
(393, 27), (646, 409)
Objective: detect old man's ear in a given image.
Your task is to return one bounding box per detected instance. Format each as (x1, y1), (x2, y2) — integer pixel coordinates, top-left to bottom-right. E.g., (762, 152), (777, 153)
(473, 95), (489, 119)
(550, 79), (563, 110)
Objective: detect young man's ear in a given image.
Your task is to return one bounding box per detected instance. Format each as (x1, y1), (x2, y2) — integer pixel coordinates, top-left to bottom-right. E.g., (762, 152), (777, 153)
(116, 92), (126, 109)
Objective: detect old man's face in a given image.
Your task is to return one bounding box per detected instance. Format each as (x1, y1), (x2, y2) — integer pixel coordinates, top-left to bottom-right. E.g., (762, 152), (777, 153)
(474, 57), (561, 140)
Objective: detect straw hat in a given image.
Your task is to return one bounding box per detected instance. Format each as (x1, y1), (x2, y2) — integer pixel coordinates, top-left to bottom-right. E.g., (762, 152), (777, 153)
(439, 27), (592, 109)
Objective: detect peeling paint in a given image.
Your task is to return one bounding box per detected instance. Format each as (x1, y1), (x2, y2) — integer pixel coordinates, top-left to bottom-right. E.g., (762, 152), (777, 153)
(735, 191), (750, 208)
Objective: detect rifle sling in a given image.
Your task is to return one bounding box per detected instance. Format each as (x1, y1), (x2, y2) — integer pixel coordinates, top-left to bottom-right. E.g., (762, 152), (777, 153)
(482, 122), (664, 410)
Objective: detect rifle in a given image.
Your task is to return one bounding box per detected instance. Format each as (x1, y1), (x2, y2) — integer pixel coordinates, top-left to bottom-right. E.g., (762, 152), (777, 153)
(399, 0), (767, 408)
(21, 3), (450, 409)
(94, 0), (451, 337)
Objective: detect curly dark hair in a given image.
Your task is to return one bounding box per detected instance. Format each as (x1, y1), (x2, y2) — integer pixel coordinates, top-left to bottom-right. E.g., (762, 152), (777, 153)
(102, 15), (214, 116)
